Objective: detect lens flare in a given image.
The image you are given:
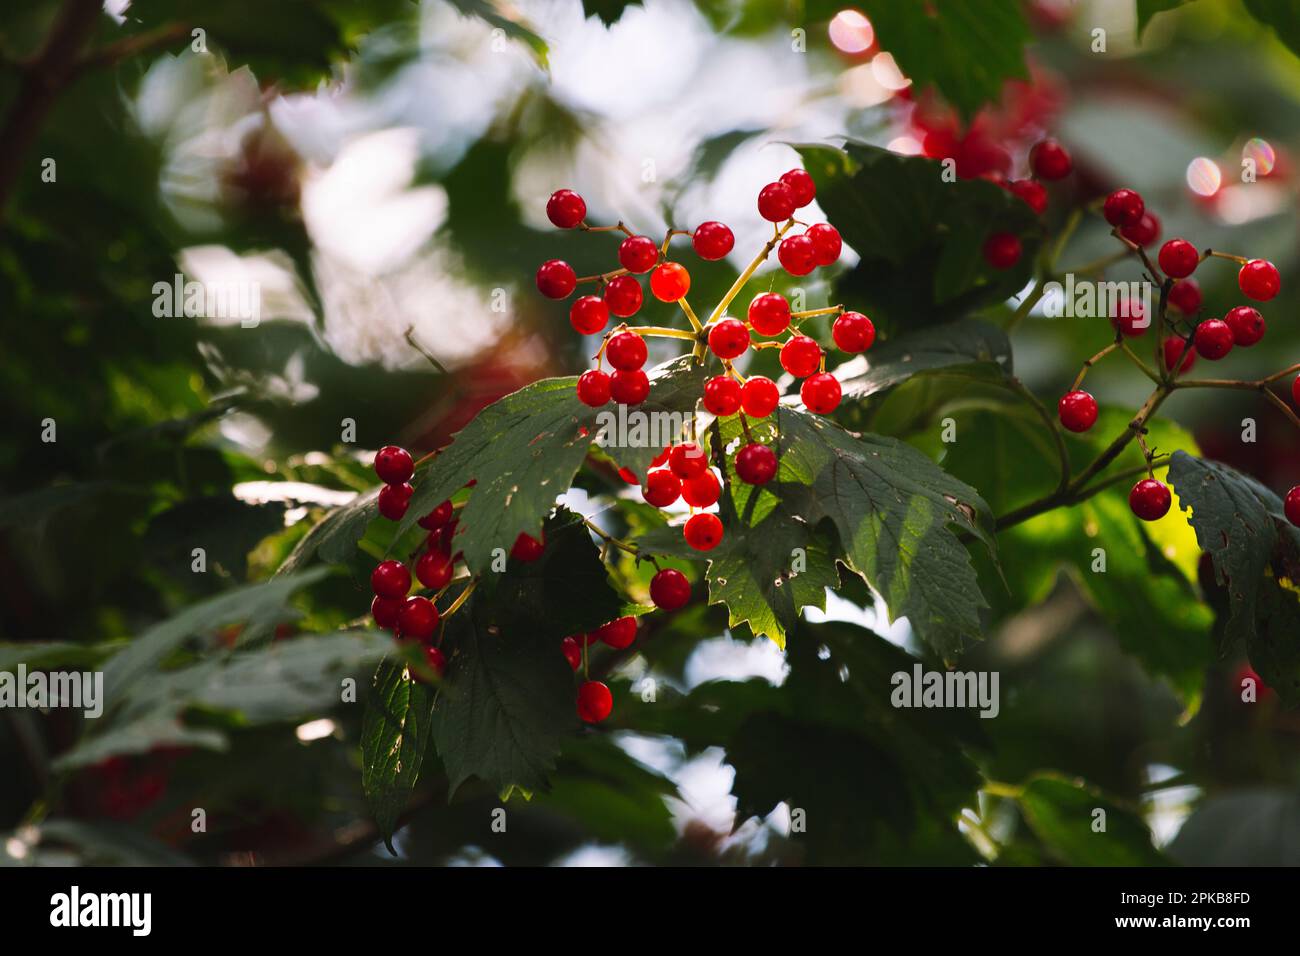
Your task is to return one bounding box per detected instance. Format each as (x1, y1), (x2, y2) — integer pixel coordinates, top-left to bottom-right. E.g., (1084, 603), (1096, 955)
(1242, 137), (1276, 176)
(829, 10), (874, 54)
(1186, 157), (1221, 197)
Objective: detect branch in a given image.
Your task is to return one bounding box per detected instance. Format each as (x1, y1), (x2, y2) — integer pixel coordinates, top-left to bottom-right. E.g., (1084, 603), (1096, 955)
(0, 0), (106, 218)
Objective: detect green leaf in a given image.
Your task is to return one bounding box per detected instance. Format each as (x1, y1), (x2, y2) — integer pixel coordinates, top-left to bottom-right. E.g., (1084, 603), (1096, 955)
(431, 593), (576, 796)
(277, 488), (377, 574)
(51, 714), (227, 772)
(143, 495), (287, 581)
(1244, 0), (1300, 60)
(32, 820), (194, 866)
(362, 658), (436, 851)
(399, 363), (701, 573)
(1015, 773), (1167, 866)
(596, 356), (708, 480)
(581, 0), (643, 26)
(446, 0), (549, 66)
(798, 142), (1040, 334)
(101, 569), (328, 709)
(478, 507), (626, 641)
(1168, 451), (1282, 647)
(838, 319), (1012, 401)
(396, 375), (596, 571)
(854, 1), (1031, 121)
(775, 407), (995, 660)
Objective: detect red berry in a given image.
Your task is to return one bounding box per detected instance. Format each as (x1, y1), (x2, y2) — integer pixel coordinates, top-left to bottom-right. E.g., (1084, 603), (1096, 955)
(650, 262), (690, 302)
(741, 376), (780, 418)
(1224, 305), (1265, 346)
(411, 645), (446, 683)
(570, 295), (609, 335)
(1029, 139), (1072, 180)
(606, 331), (647, 370)
(735, 443), (777, 485)
(374, 445), (414, 484)
(778, 234), (817, 276)
(1193, 318), (1234, 360)
(378, 482), (413, 520)
(1158, 238), (1199, 279)
(1057, 390), (1098, 433)
(1103, 188), (1145, 228)
(693, 221), (734, 260)
(577, 369), (612, 407)
(427, 519), (459, 557)
(1121, 211), (1161, 247)
(1239, 259), (1280, 301)
(1129, 478), (1172, 521)
(807, 223), (842, 266)
(1008, 179), (1047, 214)
(417, 499), (453, 530)
(780, 168), (816, 207)
(577, 680), (613, 723)
(650, 568), (691, 610)
(669, 441), (708, 480)
(595, 616), (637, 649)
(983, 232), (1021, 269)
(643, 469), (682, 507)
(832, 311), (875, 353)
(609, 369), (649, 405)
(681, 469), (721, 508)
(371, 595), (402, 630)
(561, 636), (582, 670)
(398, 596), (440, 643)
(511, 531), (545, 561)
(1162, 336), (1196, 374)
(536, 259), (577, 299)
(1111, 296), (1148, 337)
(801, 372), (841, 414)
(780, 335), (821, 377)
(371, 560), (411, 599)
(703, 375), (742, 416)
(684, 512), (724, 551)
(651, 447), (671, 468)
(546, 189), (586, 229)
(618, 235), (659, 274)
(708, 318), (751, 359)
(748, 293), (791, 336)
(604, 275), (643, 317)
(757, 181), (796, 222)
(415, 549), (453, 590)
(1285, 486), (1300, 527)
(1167, 278), (1201, 316)
(618, 466), (638, 485)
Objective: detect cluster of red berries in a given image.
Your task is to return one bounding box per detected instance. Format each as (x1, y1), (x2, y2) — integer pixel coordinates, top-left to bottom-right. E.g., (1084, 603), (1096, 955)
(538, 175), (875, 556)
(1050, 181), (1296, 523)
(978, 137), (1074, 271)
(367, 446), (547, 682)
(561, 616), (641, 724)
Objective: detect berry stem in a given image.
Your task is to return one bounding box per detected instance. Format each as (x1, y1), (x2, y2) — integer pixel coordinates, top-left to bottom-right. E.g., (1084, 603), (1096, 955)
(404, 327), (448, 374)
(1119, 343), (1161, 385)
(705, 220), (795, 327)
(440, 579), (476, 619)
(1009, 378), (1071, 493)
(630, 325), (698, 341)
(789, 305), (843, 321)
(1006, 278), (1047, 333)
(660, 228), (690, 254)
(576, 267), (629, 285)
(1205, 249), (1248, 265)
(1071, 342), (1118, 391)
(582, 516), (648, 560)
(581, 220), (635, 238)
(676, 297), (704, 333)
